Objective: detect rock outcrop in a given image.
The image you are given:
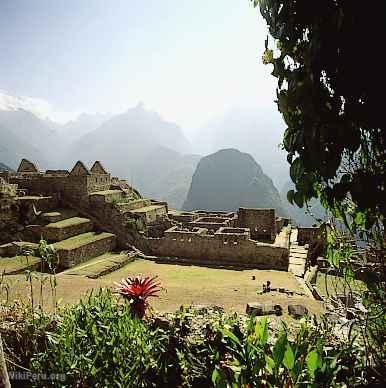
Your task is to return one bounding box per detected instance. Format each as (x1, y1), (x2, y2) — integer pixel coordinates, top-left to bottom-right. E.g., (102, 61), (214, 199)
(183, 149), (288, 216)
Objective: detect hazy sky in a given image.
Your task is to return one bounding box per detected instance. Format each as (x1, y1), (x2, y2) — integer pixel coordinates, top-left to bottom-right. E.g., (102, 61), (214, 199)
(0, 0), (278, 130)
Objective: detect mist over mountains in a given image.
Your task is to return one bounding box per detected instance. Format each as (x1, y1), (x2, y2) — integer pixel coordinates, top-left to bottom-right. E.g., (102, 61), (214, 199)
(0, 91), (321, 224)
(190, 108), (289, 188)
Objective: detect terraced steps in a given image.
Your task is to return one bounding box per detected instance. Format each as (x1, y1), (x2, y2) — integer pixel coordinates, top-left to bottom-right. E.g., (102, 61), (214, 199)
(0, 241), (38, 257)
(43, 217), (93, 242)
(41, 208), (78, 223)
(54, 232), (117, 269)
(0, 255), (42, 275)
(61, 251), (135, 278)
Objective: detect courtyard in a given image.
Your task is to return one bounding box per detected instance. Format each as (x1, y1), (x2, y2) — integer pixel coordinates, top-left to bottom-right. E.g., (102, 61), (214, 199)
(1, 258), (323, 316)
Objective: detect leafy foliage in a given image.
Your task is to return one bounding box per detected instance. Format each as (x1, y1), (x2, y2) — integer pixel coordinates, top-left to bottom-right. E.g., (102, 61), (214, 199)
(212, 316), (368, 387)
(0, 289), (373, 387)
(254, 0), (386, 378)
(31, 289), (166, 387)
(253, 0), (385, 233)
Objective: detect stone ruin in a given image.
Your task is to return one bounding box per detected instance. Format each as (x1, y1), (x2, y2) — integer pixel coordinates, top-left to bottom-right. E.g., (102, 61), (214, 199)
(144, 208), (292, 270)
(0, 158), (322, 277)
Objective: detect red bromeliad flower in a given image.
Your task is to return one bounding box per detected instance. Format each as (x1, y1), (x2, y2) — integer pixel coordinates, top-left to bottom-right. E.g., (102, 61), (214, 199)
(114, 275), (162, 318)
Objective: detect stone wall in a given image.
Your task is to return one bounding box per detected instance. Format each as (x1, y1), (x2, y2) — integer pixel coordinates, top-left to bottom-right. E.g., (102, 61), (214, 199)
(215, 227), (251, 240)
(116, 199), (151, 212)
(144, 226), (288, 270)
(57, 234), (116, 268)
(16, 195), (59, 212)
(89, 190), (125, 205)
(189, 216), (232, 231)
(86, 174), (111, 193)
(0, 178), (18, 223)
(237, 208), (276, 241)
(8, 175), (67, 196)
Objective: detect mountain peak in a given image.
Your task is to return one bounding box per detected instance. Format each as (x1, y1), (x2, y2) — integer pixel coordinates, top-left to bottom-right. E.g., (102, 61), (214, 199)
(183, 148), (287, 216)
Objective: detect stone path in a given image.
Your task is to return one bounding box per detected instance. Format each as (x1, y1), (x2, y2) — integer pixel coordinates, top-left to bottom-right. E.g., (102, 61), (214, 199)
(288, 228), (308, 277)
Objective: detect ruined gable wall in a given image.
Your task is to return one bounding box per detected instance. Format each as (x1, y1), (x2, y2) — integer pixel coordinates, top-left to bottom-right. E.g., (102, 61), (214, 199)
(237, 208), (276, 240)
(17, 159), (39, 173)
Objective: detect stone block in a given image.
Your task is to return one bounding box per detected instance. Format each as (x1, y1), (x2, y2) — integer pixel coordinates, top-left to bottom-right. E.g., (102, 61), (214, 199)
(246, 302), (282, 316)
(288, 304), (308, 319)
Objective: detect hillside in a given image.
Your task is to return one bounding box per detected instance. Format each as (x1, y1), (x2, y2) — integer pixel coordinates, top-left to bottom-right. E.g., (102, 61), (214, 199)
(66, 103), (191, 170)
(133, 146), (200, 209)
(0, 109), (55, 169)
(183, 148), (288, 216)
(191, 109), (289, 188)
(0, 162), (13, 171)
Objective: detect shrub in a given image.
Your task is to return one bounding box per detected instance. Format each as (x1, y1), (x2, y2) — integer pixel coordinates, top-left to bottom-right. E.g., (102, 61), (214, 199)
(31, 289), (167, 387)
(212, 316), (369, 387)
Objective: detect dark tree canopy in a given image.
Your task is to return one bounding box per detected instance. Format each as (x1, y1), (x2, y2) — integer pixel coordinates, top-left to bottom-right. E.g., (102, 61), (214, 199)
(254, 0), (386, 232)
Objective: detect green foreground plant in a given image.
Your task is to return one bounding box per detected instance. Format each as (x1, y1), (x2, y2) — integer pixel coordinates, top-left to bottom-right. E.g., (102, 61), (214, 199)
(15, 291), (370, 387)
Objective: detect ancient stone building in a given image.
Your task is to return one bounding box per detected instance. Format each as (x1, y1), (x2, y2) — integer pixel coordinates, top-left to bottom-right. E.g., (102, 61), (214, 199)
(0, 158), (312, 275)
(0, 159), (112, 207)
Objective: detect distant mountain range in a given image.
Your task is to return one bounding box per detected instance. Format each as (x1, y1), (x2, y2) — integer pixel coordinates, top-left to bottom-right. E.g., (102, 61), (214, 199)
(190, 108), (289, 189)
(183, 148), (288, 217)
(0, 162), (12, 171)
(0, 99), (196, 208)
(1, 93), (321, 224)
(0, 109), (57, 169)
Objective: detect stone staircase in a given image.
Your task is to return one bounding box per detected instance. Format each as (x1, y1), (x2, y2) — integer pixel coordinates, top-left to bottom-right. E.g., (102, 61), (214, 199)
(288, 228), (308, 277)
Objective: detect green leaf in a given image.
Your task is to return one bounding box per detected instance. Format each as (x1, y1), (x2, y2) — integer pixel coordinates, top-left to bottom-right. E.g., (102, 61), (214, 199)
(290, 158), (305, 182)
(265, 355), (275, 373)
(272, 333), (287, 365)
(306, 349), (321, 378)
(293, 191), (304, 208)
(255, 316), (268, 345)
(263, 49), (274, 64)
(221, 329), (242, 347)
(283, 343), (295, 370)
(287, 189), (295, 204)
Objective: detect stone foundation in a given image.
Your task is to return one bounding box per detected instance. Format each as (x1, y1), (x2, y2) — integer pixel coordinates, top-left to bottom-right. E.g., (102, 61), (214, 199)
(144, 226), (289, 270)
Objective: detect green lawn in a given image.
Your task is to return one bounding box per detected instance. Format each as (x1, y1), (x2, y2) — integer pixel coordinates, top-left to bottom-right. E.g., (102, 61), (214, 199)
(2, 259), (324, 315)
(0, 255), (42, 274)
(61, 252), (132, 278)
(315, 272), (366, 298)
(46, 217), (90, 229)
